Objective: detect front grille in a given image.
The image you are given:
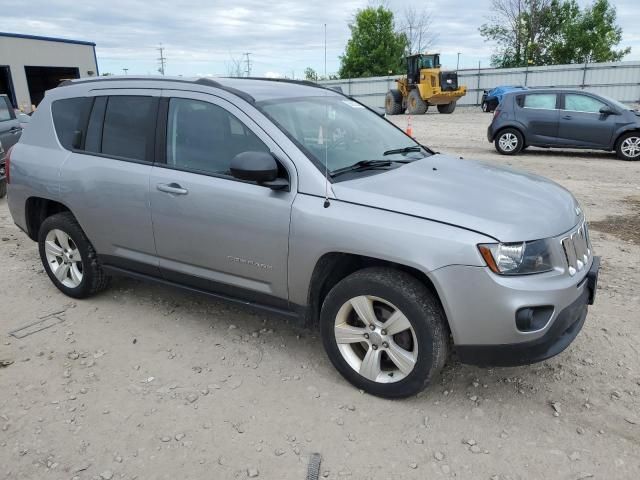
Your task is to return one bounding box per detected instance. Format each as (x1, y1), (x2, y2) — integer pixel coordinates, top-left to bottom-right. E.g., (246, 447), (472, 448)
(439, 72), (459, 91)
(561, 222), (592, 276)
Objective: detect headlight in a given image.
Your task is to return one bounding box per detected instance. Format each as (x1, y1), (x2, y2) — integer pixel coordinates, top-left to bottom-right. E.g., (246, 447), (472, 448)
(478, 239), (554, 275)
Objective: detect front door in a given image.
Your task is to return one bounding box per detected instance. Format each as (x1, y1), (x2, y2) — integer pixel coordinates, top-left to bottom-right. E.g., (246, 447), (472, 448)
(0, 96), (21, 152)
(149, 92), (295, 306)
(557, 93), (617, 148)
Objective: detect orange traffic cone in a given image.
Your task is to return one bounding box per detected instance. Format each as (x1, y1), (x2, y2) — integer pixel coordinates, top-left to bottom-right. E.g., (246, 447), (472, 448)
(406, 115), (413, 137)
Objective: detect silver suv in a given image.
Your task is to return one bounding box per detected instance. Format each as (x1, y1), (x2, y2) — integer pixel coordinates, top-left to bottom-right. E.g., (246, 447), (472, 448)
(5, 77), (599, 398)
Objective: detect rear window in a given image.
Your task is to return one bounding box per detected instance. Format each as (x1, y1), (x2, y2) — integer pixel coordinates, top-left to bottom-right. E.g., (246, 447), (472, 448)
(523, 94), (557, 110)
(0, 97), (13, 121)
(51, 97), (93, 150)
(101, 96), (156, 162)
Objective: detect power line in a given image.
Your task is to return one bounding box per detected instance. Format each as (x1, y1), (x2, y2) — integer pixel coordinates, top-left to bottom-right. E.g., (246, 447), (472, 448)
(157, 45), (166, 75)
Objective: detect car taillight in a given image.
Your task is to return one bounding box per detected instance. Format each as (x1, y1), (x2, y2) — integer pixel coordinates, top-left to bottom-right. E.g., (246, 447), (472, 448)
(5, 146), (12, 184)
(493, 109), (501, 119)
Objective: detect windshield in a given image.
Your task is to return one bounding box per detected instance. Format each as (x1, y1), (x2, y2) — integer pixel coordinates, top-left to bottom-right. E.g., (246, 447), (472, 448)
(258, 95), (429, 174)
(598, 94), (634, 112)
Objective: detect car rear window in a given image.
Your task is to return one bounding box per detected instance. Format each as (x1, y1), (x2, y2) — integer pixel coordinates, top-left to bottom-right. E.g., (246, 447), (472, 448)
(51, 97), (93, 150)
(101, 96), (157, 162)
(523, 94), (557, 110)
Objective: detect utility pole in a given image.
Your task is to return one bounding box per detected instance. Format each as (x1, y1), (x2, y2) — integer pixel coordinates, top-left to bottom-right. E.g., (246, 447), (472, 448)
(244, 52), (252, 77)
(123, 68), (129, 75)
(157, 45), (166, 75)
(456, 53), (461, 72)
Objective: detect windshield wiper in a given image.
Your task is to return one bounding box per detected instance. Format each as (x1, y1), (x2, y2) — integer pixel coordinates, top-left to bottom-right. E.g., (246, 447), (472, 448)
(330, 160), (395, 178)
(383, 146), (423, 156)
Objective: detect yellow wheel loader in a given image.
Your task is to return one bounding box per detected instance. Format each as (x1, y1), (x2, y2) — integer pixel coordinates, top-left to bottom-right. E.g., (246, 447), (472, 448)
(385, 54), (467, 115)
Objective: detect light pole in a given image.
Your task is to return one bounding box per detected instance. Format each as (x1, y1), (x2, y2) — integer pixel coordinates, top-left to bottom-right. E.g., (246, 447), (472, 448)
(123, 68), (128, 75)
(456, 52), (461, 72)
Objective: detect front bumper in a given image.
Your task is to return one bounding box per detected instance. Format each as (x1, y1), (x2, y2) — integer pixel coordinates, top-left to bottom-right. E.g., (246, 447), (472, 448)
(455, 257), (599, 367)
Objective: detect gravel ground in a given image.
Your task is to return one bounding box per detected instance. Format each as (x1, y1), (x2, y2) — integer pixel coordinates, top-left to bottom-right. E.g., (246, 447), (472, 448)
(1, 108), (639, 480)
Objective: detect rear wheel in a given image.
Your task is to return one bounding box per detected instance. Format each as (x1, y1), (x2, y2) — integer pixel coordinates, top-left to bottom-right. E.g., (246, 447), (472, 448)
(437, 102), (456, 114)
(481, 101), (490, 113)
(495, 128), (524, 155)
(320, 268), (449, 398)
(406, 89), (428, 115)
(38, 212), (111, 298)
(616, 132), (640, 161)
(385, 89), (404, 115)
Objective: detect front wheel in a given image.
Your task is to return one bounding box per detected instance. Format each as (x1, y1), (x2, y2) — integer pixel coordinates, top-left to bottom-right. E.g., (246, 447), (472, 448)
(38, 212), (111, 298)
(437, 102), (456, 114)
(495, 128), (524, 155)
(616, 132), (640, 161)
(320, 268), (449, 398)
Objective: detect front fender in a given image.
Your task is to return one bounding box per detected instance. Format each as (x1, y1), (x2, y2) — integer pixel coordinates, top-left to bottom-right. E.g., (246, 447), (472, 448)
(287, 194), (493, 306)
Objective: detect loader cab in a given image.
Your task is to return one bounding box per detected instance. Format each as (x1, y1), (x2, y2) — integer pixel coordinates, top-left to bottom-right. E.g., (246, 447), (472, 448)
(407, 54), (441, 85)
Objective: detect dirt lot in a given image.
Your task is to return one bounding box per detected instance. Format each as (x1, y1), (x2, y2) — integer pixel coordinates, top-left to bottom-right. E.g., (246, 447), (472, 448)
(1, 108), (639, 480)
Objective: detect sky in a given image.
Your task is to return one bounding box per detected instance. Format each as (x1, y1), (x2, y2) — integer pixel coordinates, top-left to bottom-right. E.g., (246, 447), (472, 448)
(0, 0), (638, 78)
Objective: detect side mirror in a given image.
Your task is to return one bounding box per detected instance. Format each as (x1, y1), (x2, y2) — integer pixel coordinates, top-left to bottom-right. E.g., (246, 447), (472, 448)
(230, 151), (289, 190)
(599, 105), (617, 115)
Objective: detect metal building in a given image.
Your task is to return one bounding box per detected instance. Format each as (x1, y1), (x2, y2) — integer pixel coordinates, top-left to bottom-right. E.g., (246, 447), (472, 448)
(0, 32), (98, 112)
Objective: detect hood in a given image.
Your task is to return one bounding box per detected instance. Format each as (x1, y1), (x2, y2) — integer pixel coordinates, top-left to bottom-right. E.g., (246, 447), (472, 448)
(331, 154), (581, 242)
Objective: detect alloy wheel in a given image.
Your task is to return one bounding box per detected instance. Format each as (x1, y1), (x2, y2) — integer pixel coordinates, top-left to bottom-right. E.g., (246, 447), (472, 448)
(621, 136), (640, 158)
(499, 133), (518, 152)
(44, 229), (84, 288)
(333, 295), (418, 383)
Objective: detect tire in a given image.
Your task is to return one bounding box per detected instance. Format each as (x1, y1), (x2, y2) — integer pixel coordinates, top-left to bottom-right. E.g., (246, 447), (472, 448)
(38, 212), (111, 299)
(0, 179), (6, 199)
(481, 101), (490, 113)
(406, 89), (428, 115)
(615, 132), (640, 161)
(320, 267), (449, 399)
(385, 89), (404, 115)
(494, 128), (524, 155)
(437, 102), (456, 114)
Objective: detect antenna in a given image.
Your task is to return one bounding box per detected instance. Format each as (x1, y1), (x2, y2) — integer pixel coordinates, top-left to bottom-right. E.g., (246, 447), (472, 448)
(157, 45), (166, 75)
(323, 23), (330, 208)
(244, 52), (252, 77)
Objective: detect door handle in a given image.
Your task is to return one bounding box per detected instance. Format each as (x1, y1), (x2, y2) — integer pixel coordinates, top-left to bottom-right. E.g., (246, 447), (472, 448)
(157, 183), (188, 195)
(562, 115), (572, 120)
(9, 127), (21, 134)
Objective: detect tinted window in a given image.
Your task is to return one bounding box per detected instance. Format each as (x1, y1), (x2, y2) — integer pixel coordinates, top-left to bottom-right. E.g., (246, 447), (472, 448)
(166, 98), (269, 175)
(101, 96), (156, 162)
(0, 97), (12, 121)
(565, 94), (606, 113)
(51, 97), (93, 150)
(523, 94), (557, 110)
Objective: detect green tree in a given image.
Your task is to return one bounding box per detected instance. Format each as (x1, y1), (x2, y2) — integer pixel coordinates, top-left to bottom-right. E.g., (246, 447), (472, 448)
(480, 0), (630, 67)
(339, 6), (407, 78)
(304, 67), (318, 81)
(548, 0), (630, 63)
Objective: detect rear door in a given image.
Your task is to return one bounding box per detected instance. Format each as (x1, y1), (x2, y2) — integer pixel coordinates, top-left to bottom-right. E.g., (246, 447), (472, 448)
(517, 93), (560, 146)
(557, 93), (617, 148)
(58, 91), (161, 275)
(0, 96), (21, 153)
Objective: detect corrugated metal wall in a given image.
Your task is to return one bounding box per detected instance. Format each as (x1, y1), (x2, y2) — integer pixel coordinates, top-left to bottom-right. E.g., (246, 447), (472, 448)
(319, 61), (640, 108)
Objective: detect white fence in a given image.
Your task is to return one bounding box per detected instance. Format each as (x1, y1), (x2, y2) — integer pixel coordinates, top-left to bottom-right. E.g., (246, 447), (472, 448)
(319, 61), (640, 108)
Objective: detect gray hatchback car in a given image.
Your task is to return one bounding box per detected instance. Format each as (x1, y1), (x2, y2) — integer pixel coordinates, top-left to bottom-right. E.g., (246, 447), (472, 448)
(6, 77), (599, 398)
(488, 88), (640, 160)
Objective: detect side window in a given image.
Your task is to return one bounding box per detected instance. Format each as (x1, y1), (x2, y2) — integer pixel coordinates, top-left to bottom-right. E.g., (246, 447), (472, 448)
(101, 96), (157, 162)
(0, 97), (12, 121)
(166, 98), (269, 176)
(564, 94), (606, 113)
(51, 97), (93, 150)
(523, 94), (557, 110)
